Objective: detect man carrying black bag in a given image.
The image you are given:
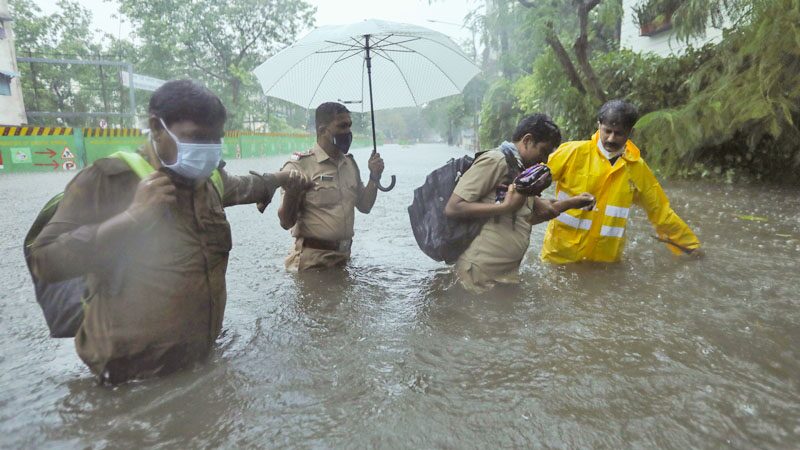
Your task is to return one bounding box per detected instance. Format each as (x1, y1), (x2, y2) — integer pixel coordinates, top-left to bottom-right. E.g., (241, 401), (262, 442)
(444, 114), (594, 293)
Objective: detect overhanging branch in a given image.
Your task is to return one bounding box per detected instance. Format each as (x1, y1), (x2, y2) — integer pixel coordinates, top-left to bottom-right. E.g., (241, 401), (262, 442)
(544, 21), (586, 95)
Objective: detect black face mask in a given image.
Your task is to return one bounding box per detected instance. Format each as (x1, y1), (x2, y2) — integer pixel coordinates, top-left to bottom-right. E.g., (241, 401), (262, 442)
(331, 131), (353, 153)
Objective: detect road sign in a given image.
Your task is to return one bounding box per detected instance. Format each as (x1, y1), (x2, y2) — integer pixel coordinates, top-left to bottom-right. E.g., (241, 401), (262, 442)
(62, 161), (77, 171)
(119, 71), (166, 92)
(62, 147), (75, 159)
(12, 148), (32, 163)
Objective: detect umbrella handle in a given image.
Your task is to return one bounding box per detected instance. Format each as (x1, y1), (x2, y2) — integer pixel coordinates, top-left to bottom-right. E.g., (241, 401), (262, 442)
(377, 175), (396, 192)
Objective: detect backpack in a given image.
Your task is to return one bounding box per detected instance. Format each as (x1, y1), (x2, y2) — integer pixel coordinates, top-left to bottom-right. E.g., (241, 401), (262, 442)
(23, 152), (224, 338)
(407, 146), (522, 264)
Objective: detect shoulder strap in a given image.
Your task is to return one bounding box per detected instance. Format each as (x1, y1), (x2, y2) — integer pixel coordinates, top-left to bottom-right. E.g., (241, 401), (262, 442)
(473, 149), (490, 161)
(209, 170), (224, 198)
(108, 151), (224, 198)
(498, 146), (524, 180)
(496, 146), (524, 227)
(108, 151), (155, 178)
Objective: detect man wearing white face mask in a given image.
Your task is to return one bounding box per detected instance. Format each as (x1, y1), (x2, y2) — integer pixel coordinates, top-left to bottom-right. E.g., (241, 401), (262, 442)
(540, 99), (703, 264)
(29, 80), (306, 384)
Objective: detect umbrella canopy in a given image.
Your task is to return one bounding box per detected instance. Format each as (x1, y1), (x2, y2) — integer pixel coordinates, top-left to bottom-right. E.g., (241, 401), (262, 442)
(253, 19), (480, 112)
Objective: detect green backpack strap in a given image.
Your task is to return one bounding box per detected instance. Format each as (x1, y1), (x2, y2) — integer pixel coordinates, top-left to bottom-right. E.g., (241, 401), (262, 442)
(109, 151), (156, 178)
(108, 151), (224, 198)
(209, 170), (224, 199)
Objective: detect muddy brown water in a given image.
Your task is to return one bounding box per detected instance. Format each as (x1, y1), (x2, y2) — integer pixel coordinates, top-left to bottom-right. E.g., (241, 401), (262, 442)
(1, 144), (798, 449)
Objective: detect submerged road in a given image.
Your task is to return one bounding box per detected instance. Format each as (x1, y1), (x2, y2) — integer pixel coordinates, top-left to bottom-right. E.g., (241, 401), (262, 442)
(1, 144), (799, 448)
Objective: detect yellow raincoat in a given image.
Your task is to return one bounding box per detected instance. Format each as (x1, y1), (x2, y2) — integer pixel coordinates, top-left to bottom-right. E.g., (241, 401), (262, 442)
(541, 132), (700, 264)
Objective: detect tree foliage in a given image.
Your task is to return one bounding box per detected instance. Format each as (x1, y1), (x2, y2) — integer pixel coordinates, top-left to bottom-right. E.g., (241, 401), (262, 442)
(115, 0), (315, 129)
(10, 0), (133, 127)
(476, 0), (621, 145)
(635, 0), (800, 181)
(514, 46), (713, 140)
(479, 79), (522, 145)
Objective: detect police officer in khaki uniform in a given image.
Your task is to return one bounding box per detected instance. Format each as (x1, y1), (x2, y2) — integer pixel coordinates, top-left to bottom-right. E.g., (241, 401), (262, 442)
(445, 114), (595, 293)
(278, 102), (385, 271)
(29, 80), (292, 383)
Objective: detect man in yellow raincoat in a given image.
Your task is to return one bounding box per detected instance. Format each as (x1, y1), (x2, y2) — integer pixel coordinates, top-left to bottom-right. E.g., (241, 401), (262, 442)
(541, 99), (702, 264)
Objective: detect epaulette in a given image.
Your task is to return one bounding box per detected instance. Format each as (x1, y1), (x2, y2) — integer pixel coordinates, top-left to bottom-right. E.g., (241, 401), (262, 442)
(291, 150), (313, 161)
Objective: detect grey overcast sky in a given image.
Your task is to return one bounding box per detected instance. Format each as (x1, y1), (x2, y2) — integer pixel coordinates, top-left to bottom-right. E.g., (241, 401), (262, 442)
(34, 0), (480, 49)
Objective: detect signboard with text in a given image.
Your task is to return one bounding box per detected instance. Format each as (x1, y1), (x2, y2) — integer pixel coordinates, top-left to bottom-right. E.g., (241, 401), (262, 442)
(119, 71), (166, 92)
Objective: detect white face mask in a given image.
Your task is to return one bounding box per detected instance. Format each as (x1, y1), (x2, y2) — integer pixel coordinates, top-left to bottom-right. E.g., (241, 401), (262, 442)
(154, 117), (222, 180)
(597, 138), (624, 160)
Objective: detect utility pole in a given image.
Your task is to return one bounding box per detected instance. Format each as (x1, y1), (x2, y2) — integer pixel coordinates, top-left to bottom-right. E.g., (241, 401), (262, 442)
(27, 50), (40, 113)
(98, 64), (110, 127)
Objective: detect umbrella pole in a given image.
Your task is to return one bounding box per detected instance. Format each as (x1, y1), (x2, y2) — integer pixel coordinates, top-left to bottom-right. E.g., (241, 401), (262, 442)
(364, 34), (396, 192)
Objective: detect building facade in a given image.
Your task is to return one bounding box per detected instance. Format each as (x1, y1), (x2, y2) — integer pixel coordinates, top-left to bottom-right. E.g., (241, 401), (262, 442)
(620, 0), (725, 56)
(0, 0), (26, 126)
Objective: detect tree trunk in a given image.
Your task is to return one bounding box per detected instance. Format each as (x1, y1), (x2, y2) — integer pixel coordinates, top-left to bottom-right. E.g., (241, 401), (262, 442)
(574, 0), (607, 102)
(519, 0), (607, 102)
(544, 22), (587, 95)
(230, 77), (242, 129)
(231, 78), (241, 110)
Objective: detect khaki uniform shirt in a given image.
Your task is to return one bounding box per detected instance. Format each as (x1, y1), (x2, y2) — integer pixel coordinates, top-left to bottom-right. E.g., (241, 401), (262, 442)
(280, 144), (365, 271)
(29, 144), (279, 383)
(453, 149), (534, 293)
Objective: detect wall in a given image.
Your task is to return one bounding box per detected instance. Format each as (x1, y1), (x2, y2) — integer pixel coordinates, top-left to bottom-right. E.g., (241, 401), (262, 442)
(620, 0), (725, 56)
(0, 0), (27, 126)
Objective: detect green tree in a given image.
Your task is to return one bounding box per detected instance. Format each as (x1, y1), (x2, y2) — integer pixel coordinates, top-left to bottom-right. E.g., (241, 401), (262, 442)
(469, 0), (621, 144)
(648, 0), (763, 42)
(11, 0), (133, 126)
(635, 0), (800, 181)
(479, 79), (522, 146)
(115, 0), (315, 129)
(517, 0), (623, 104)
(421, 77), (487, 146)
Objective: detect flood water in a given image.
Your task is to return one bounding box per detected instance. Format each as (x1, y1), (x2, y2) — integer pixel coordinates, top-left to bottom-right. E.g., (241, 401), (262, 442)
(1, 143), (798, 449)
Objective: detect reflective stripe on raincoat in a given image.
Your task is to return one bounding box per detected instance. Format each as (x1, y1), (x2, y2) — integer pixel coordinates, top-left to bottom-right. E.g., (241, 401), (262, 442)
(540, 132), (700, 264)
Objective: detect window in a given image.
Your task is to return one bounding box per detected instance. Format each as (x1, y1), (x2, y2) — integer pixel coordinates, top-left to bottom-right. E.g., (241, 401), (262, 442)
(0, 76), (11, 96)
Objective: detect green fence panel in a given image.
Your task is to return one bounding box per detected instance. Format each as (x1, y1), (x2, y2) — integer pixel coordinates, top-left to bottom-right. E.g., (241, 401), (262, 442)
(2, 128), (379, 175)
(84, 131), (147, 164)
(222, 137), (239, 159)
(0, 127), (81, 174)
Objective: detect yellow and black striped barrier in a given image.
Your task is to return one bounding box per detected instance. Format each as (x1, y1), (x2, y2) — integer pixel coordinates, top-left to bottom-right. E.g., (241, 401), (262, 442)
(82, 128), (143, 137)
(0, 126), (73, 136)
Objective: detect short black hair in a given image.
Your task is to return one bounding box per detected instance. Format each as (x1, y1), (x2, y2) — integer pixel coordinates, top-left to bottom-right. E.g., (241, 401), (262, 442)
(597, 99), (639, 131)
(512, 113), (561, 147)
(315, 102), (350, 135)
(149, 79), (227, 131)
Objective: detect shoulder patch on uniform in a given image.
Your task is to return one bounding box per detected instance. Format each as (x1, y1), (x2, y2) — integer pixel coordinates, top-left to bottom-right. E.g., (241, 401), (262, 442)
(291, 150), (313, 161)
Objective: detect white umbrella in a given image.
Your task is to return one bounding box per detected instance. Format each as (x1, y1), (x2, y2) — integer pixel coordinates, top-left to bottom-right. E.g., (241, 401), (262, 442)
(253, 19), (481, 191)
